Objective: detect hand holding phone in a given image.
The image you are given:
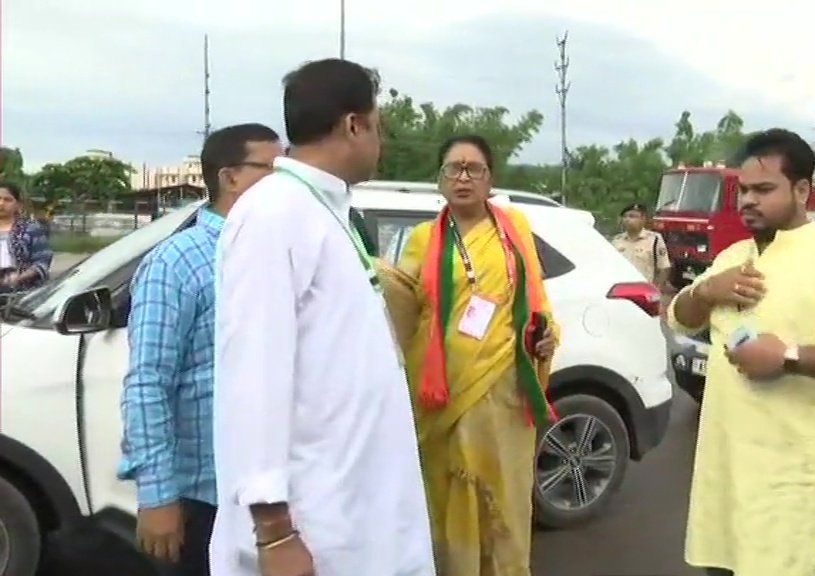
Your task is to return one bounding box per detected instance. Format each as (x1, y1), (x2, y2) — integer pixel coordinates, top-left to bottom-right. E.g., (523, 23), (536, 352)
(533, 312), (548, 345)
(727, 326), (757, 351)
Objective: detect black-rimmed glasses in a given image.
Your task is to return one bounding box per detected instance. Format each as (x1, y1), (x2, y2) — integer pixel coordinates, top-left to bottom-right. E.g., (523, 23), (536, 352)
(440, 162), (489, 181)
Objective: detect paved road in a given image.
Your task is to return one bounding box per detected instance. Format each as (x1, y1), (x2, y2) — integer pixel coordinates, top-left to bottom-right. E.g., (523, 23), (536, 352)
(532, 293), (704, 576)
(532, 380), (703, 576)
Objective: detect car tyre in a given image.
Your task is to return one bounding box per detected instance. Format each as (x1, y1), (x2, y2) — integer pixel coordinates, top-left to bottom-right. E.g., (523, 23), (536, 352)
(0, 475), (41, 576)
(533, 394), (630, 529)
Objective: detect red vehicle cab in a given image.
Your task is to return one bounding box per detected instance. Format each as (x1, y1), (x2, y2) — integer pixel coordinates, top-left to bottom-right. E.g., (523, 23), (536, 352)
(652, 163), (815, 287)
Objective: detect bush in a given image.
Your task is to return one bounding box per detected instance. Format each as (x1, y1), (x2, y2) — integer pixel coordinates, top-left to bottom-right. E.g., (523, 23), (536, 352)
(48, 232), (123, 254)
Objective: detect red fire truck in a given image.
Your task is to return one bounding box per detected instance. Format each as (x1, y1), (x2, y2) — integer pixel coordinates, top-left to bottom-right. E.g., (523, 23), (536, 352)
(652, 163), (815, 287)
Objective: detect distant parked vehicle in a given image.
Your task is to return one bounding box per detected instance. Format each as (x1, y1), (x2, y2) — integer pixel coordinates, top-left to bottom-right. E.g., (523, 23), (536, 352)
(671, 330), (709, 404)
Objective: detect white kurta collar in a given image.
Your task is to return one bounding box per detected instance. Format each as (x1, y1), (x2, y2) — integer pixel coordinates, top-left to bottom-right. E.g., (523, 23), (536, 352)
(274, 156), (350, 215)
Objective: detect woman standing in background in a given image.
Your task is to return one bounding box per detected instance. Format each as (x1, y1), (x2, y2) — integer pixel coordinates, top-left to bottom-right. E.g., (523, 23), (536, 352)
(0, 181), (52, 294)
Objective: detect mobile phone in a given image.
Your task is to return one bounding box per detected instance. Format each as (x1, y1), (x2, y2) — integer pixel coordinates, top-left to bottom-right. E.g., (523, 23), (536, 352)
(728, 326), (757, 350)
(533, 312), (549, 344)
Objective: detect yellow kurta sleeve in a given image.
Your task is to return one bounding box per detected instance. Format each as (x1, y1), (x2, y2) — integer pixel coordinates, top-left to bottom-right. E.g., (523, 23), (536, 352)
(375, 222), (433, 356)
(666, 241), (749, 335)
(397, 222), (432, 281)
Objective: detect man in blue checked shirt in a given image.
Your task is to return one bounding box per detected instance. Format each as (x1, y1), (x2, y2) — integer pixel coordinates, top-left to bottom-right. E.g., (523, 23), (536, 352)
(119, 123), (283, 576)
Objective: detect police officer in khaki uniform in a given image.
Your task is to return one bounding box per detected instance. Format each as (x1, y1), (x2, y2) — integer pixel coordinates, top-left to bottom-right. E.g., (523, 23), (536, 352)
(612, 203), (671, 289)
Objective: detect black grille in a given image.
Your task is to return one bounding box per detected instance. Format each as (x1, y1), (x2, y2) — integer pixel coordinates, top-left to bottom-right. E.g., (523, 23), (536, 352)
(665, 230), (707, 247)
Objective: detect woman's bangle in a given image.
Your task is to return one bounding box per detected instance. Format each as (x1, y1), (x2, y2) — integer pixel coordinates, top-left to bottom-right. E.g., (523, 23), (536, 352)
(256, 530), (299, 550)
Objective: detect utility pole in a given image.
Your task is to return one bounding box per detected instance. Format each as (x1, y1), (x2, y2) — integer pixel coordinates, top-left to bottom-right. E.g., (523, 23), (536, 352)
(339, 0), (346, 59)
(202, 34), (212, 140)
(555, 32), (570, 205)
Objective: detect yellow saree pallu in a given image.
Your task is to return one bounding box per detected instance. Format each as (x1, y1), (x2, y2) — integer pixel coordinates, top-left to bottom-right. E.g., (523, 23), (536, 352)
(378, 204), (558, 576)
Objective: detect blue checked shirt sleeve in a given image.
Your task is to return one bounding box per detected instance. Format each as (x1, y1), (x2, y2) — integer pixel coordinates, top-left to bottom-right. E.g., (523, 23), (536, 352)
(119, 251), (196, 508)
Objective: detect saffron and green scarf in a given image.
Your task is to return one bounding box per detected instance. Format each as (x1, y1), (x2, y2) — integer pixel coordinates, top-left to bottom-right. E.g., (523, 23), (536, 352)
(418, 202), (556, 428)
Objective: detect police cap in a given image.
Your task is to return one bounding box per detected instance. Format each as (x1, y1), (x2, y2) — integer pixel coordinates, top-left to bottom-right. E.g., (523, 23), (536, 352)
(620, 203), (648, 216)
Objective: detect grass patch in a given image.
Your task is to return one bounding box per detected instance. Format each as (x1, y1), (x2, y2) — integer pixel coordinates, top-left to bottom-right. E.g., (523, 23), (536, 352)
(49, 232), (124, 254)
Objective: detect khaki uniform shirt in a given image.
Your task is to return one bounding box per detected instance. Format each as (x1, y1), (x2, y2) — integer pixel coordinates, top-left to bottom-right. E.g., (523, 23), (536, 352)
(611, 229), (670, 282)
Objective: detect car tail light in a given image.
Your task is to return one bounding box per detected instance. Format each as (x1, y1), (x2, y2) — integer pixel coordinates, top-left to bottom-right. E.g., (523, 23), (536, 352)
(607, 282), (661, 317)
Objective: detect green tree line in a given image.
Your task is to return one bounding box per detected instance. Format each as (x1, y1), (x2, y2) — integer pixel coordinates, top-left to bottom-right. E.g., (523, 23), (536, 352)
(378, 89), (751, 233)
(1, 90), (752, 234)
(0, 147), (133, 219)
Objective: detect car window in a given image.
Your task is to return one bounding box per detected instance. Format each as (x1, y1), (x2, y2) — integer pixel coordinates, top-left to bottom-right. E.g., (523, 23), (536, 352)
(373, 209), (576, 279)
(534, 234), (575, 279)
(17, 202), (202, 321)
(369, 211), (436, 264)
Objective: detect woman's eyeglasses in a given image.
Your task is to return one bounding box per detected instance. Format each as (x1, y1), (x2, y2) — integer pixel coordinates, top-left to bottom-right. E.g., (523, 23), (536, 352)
(440, 162), (489, 181)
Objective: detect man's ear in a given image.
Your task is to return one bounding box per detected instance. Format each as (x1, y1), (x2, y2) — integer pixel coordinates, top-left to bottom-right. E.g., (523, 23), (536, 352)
(217, 167), (234, 193)
(795, 179), (811, 206)
(343, 114), (357, 138)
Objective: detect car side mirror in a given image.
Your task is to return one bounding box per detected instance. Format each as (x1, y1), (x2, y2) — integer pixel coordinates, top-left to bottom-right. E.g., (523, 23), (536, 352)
(111, 294), (131, 329)
(55, 287), (113, 335)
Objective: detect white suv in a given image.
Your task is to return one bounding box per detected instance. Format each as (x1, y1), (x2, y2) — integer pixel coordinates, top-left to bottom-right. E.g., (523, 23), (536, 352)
(0, 182), (672, 575)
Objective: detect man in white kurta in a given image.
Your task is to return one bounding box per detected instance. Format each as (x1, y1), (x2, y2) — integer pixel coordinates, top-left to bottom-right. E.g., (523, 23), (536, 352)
(210, 156), (435, 576)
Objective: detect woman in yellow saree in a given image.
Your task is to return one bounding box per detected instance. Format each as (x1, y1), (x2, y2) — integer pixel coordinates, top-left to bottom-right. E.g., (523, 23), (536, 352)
(379, 135), (559, 576)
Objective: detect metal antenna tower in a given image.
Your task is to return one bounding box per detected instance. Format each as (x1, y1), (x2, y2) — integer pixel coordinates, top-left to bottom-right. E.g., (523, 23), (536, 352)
(202, 34), (211, 140)
(555, 32), (570, 205)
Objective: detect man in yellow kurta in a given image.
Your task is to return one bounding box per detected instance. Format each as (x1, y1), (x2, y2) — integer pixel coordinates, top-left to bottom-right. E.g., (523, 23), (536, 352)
(668, 128), (815, 576)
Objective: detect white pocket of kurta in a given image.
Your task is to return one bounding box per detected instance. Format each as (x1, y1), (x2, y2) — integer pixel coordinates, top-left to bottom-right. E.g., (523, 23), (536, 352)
(458, 294), (497, 340)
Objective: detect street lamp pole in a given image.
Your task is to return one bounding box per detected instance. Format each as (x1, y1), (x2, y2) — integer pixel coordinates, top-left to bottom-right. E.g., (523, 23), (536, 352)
(340, 0), (346, 59)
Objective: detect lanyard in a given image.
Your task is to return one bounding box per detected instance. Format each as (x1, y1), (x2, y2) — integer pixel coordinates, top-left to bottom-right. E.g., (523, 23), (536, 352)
(275, 167), (380, 293)
(447, 210), (516, 291)
(275, 167), (405, 365)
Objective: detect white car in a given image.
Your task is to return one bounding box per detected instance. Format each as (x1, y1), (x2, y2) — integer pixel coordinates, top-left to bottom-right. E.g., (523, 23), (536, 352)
(0, 182), (672, 575)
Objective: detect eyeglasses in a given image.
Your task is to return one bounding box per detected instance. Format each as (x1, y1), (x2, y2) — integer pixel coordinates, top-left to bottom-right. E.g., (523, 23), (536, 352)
(440, 162), (489, 181)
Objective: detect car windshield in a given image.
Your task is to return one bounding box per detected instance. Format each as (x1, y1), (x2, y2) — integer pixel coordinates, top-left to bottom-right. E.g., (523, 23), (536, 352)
(16, 203), (202, 320)
(656, 172), (722, 213)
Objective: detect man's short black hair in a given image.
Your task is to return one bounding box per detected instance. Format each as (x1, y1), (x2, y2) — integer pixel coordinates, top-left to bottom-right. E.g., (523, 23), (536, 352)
(736, 128), (815, 185)
(283, 59), (379, 146)
(200, 123), (280, 199)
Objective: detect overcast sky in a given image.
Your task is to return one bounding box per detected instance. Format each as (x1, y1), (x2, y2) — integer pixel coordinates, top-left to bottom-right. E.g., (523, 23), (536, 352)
(3, 0), (814, 171)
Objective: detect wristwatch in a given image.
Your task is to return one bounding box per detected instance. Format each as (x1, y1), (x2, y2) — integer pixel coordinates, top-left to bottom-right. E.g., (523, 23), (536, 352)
(784, 344), (800, 374)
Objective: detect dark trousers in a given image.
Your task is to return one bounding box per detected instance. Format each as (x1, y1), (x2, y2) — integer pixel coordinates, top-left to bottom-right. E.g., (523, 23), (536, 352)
(159, 498), (217, 576)
(705, 569), (734, 576)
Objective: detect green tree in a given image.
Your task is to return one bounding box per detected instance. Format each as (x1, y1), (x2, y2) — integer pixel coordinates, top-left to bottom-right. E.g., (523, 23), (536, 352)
(546, 139), (669, 234)
(665, 110), (747, 167)
(665, 111), (713, 166)
(711, 110), (748, 166)
(611, 138), (668, 207)
(29, 162), (76, 216)
(0, 147), (27, 186)
(501, 163), (551, 193)
(63, 155), (133, 205)
(378, 89), (544, 187)
(30, 155), (134, 216)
